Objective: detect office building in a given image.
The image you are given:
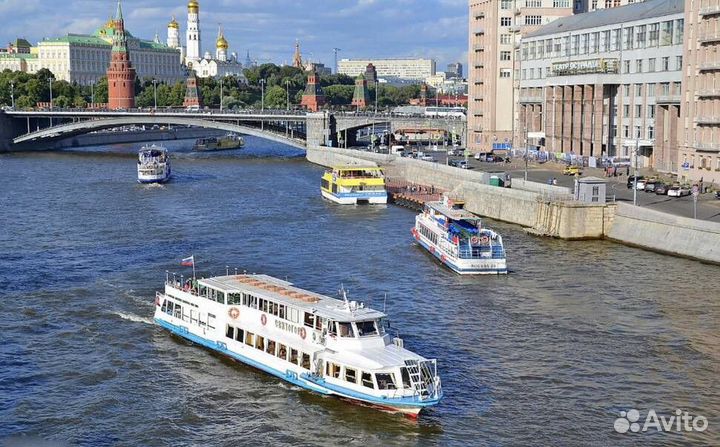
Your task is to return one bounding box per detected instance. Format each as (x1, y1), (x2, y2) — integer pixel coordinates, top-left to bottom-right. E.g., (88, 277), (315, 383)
(338, 58), (436, 81)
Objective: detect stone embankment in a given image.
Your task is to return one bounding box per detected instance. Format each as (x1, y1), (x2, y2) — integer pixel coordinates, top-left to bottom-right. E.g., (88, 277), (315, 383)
(306, 145), (720, 264)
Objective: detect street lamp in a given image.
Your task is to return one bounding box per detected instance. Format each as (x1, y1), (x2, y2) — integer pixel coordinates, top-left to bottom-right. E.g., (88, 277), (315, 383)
(10, 81), (14, 109)
(260, 78), (266, 112)
(90, 82), (95, 108)
(49, 77), (54, 110)
(524, 126), (529, 181)
(285, 79), (290, 111)
(152, 79), (158, 111)
(220, 77), (224, 111)
(633, 138), (639, 206)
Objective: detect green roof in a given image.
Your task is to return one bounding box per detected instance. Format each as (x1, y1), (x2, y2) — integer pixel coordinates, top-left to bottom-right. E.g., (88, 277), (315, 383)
(41, 33), (177, 53)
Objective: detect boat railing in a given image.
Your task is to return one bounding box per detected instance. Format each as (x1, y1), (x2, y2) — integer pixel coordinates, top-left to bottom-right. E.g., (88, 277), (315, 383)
(458, 244), (505, 260)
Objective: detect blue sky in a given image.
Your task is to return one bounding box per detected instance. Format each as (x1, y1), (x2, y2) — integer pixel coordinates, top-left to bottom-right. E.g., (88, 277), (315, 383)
(0, 0), (468, 74)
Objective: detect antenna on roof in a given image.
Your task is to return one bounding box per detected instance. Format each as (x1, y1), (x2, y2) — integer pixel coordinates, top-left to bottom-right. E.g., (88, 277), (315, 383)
(339, 284), (350, 310)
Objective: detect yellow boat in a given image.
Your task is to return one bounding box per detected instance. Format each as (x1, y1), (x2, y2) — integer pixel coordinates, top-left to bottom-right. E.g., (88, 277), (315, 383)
(193, 134), (244, 151)
(321, 166), (388, 204)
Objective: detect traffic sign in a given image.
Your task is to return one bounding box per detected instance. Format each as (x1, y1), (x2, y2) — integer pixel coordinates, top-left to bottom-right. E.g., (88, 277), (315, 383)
(692, 185), (699, 197)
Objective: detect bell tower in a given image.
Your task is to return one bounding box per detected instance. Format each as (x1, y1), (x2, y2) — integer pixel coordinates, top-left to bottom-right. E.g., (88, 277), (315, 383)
(106, 0), (136, 110)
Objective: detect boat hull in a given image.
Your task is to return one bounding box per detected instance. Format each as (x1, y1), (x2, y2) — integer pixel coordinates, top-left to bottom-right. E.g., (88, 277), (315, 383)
(154, 315), (437, 417)
(321, 189), (388, 205)
(412, 227), (507, 275)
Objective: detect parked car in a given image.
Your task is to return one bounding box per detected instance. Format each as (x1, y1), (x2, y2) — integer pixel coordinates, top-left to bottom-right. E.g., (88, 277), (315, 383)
(563, 165), (582, 176)
(456, 160), (468, 169)
(644, 179), (659, 193)
(474, 152), (488, 161)
(668, 185), (691, 197)
(420, 155), (436, 162)
(716, 191), (720, 200)
(627, 175), (645, 189)
(654, 183), (669, 195)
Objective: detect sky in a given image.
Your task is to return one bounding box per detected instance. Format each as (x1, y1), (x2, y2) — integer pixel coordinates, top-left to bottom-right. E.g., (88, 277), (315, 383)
(0, 0), (469, 75)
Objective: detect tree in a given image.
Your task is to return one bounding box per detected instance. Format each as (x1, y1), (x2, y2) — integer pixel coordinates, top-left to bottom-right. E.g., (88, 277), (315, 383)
(323, 85), (353, 106)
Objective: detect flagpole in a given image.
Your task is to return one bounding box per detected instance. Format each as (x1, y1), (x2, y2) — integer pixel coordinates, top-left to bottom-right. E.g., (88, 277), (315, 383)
(192, 255), (196, 281)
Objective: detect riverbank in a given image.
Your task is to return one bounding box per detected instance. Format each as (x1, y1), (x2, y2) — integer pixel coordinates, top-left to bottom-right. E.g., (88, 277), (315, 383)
(306, 145), (720, 265)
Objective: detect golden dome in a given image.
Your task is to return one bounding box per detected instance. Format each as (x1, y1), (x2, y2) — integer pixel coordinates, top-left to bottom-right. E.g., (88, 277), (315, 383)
(188, 0), (199, 12)
(168, 16), (179, 29)
(216, 35), (228, 50)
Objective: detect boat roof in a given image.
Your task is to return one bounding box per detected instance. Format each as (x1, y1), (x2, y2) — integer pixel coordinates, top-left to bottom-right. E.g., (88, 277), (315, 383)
(199, 274), (386, 322)
(140, 145), (167, 152)
(426, 201), (481, 221)
(330, 165), (382, 171)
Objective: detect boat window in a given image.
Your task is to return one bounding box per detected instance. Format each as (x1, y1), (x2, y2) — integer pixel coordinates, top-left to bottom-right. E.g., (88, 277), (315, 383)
(216, 291), (225, 305)
(337, 322), (354, 338)
(361, 372), (374, 389)
(290, 348), (299, 365)
(266, 340), (276, 356)
(277, 344), (287, 361)
(301, 353), (311, 370)
(327, 320), (337, 337)
(198, 285), (207, 297)
(288, 307), (300, 323)
(227, 293), (242, 305)
(174, 304), (182, 319)
(235, 328), (244, 343)
(245, 294), (258, 309)
(245, 331), (254, 347)
(400, 367), (411, 389)
(315, 316), (323, 331)
(304, 312), (315, 328)
(190, 309), (198, 324)
(255, 335), (265, 351)
(376, 373), (396, 390)
(345, 367), (357, 384)
(356, 320), (378, 337)
(278, 304), (286, 319)
(326, 362), (341, 379)
(208, 313), (216, 330)
(225, 325), (234, 339)
(161, 299), (168, 313)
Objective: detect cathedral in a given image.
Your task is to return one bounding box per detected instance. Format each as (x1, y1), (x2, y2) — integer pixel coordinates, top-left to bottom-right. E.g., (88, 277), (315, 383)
(166, 0), (246, 80)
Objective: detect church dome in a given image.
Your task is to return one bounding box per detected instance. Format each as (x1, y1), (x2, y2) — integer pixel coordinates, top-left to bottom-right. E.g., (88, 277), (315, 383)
(188, 0), (199, 12)
(168, 16), (179, 29)
(216, 35), (229, 50)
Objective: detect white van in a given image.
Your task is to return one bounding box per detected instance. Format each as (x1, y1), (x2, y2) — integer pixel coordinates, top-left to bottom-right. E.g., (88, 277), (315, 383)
(391, 145), (405, 155)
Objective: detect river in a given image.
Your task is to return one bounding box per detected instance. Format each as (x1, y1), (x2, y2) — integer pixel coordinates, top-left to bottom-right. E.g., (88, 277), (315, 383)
(1, 137), (718, 446)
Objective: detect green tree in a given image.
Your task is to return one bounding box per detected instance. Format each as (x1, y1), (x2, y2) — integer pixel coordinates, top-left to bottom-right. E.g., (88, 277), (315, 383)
(323, 85), (354, 106)
(263, 85), (287, 109)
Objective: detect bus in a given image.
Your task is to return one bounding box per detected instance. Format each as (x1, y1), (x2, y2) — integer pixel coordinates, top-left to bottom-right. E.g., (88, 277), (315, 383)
(423, 106), (466, 118)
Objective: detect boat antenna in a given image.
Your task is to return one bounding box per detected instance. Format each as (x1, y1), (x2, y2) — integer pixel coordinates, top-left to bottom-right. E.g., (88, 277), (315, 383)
(339, 284), (350, 310)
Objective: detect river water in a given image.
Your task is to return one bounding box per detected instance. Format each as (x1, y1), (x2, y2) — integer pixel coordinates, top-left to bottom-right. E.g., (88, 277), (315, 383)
(1, 137), (718, 447)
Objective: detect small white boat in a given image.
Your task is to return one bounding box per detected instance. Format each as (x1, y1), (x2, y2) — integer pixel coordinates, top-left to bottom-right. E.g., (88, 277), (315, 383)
(137, 145), (171, 184)
(412, 196), (507, 274)
(154, 272), (442, 417)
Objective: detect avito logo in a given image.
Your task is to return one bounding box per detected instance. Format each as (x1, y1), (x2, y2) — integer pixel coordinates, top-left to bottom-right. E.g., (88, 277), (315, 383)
(614, 409), (708, 434)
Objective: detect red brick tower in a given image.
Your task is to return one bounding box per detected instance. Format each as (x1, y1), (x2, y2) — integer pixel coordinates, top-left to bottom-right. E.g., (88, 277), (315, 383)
(300, 70), (326, 112)
(352, 74), (369, 109)
(183, 69), (203, 108)
(106, 1), (136, 109)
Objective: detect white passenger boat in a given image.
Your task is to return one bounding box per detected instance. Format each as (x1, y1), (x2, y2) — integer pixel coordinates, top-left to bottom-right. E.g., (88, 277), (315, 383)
(412, 196), (507, 274)
(154, 273), (442, 417)
(137, 144), (171, 183)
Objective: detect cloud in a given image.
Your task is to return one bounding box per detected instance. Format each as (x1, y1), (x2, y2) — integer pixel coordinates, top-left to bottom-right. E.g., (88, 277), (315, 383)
(0, 0), (468, 70)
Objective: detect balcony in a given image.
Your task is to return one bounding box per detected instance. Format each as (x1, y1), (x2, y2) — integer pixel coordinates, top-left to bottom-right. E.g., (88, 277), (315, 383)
(698, 33), (720, 44)
(699, 61), (720, 71)
(474, 64), (484, 69)
(656, 94), (681, 104)
(697, 90), (720, 98)
(700, 5), (720, 16)
(519, 96), (543, 104)
(473, 27), (485, 36)
(473, 45), (485, 52)
(474, 12), (485, 20)
(695, 116), (720, 125)
(693, 142), (720, 152)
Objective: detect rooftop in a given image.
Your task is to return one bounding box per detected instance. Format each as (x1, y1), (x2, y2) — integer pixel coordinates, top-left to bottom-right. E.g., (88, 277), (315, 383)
(525, 0), (684, 39)
(199, 274), (386, 322)
(427, 201), (480, 221)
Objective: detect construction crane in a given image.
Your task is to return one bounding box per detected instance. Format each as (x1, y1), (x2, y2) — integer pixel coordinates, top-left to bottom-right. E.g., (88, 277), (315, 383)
(333, 48), (341, 74)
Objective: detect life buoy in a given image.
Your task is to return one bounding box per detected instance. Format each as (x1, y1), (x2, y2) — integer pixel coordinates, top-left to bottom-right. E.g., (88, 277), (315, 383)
(261, 314), (267, 326)
(299, 327), (307, 340)
(470, 236), (479, 245)
(480, 236), (490, 244)
(228, 307), (240, 320)
(441, 254), (447, 262)
(429, 246), (435, 254)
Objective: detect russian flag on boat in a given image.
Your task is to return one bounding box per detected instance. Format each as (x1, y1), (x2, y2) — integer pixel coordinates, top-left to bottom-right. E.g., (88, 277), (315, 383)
(181, 255), (194, 267)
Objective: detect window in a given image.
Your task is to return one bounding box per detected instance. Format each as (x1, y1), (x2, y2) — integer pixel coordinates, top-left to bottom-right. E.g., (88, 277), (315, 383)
(526, 0), (541, 6)
(624, 85), (630, 97)
(227, 293), (242, 305)
(376, 373), (397, 390)
(662, 57), (669, 71)
(623, 125), (630, 138)
(255, 335), (264, 351)
(245, 331), (254, 347)
(636, 25), (646, 47)
(674, 19), (684, 45)
(636, 84), (643, 97)
(345, 367), (357, 383)
(648, 126), (654, 139)
(647, 84), (655, 97)
(304, 312), (315, 328)
(500, 34), (512, 45)
(500, 51), (511, 61)
(636, 59), (643, 73)
(572, 35), (580, 55)
(554, 0), (569, 6)
(226, 325), (234, 339)
(500, 17), (512, 26)
(290, 348), (299, 365)
(649, 23), (659, 46)
(623, 60), (630, 74)
(661, 21), (673, 46)
(356, 320), (378, 336)
(635, 126), (642, 139)
(635, 105), (642, 119)
(592, 32), (600, 53)
(623, 104), (630, 116)
(648, 58), (656, 72)
(603, 30), (611, 52)
(361, 372), (374, 389)
(338, 322), (354, 337)
(301, 353), (311, 370)
(525, 16), (542, 26)
(676, 56), (683, 70)
(623, 26), (633, 50)
(501, 0), (512, 8)
(500, 69), (511, 78)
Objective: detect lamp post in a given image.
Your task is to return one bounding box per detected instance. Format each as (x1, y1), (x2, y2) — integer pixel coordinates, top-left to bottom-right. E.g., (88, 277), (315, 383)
(90, 82), (94, 108)
(49, 77), (54, 110)
(260, 78), (266, 112)
(220, 78), (224, 111)
(10, 81), (14, 109)
(285, 79), (290, 111)
(633, 138), (639, 206)
(152, 79), (158, 111)
(524, 126), (529, 181)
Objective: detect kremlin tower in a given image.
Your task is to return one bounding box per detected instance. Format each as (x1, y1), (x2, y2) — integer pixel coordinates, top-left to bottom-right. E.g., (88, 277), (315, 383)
(216, 25), (228, 62)
(186, 0), (201, 64)
(106, 0), (136, 110)
(300, 70), (326, 112)
(292, 40), (303, 69)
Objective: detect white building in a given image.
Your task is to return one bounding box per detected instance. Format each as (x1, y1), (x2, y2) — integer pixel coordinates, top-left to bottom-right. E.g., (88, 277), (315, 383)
(185, 0), (201, 64)
(338, 58), (436, 81)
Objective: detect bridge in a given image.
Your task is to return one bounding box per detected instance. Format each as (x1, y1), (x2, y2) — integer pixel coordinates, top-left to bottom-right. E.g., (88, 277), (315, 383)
(0, 109), (466, 151)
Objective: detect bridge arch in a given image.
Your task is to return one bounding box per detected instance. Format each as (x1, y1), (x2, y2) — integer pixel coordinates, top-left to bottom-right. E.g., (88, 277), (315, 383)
(13, 116), (306, 150)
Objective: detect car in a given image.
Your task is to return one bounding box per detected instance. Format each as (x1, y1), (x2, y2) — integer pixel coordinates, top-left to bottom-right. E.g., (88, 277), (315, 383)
(635, 178), (647, 190)
(474, 152), (488, 161)
(627, 175), (645, 189)
(456, 160), (468, 169)
(563, 166), (582, 175)
(420, 155), (437, 162)
(667, 185), (690, 197)
(644, 180), (659, 193)
(654, 183), (669, 195)
(716, 191), (720, 200)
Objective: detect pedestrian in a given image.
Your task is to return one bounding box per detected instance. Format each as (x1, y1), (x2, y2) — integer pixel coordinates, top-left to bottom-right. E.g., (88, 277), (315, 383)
(552, 177), (558, 185)
(626, 165), (630, 176)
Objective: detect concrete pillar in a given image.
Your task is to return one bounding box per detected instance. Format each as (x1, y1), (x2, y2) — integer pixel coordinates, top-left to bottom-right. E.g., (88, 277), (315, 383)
(0, 112), (23, 151)
(554, 86), (563, 154)
(593, 84), (604, 157)
(572, 85), (583, 155)
(582, 85), (594, 155)
(544, 86), (553, 152)
(563, 86), (573, 153)
(655, 105), (667, 172)
(667, 105), (679, 173)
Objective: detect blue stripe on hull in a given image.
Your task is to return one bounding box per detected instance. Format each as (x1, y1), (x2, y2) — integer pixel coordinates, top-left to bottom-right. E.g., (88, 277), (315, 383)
(154, 317), (439, 411)
(415, 236), (507, 274)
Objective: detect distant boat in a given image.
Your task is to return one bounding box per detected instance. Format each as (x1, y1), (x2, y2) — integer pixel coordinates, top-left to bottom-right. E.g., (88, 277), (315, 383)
(192, 134), (244, 151)
(321, 166), (388, 205)
(137, 144), (171, 184)
(412, 196), (507, 274)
